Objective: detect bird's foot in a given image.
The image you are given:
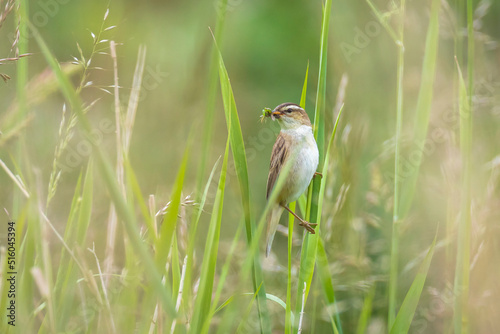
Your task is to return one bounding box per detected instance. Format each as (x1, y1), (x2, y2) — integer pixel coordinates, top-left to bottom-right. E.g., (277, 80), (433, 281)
(282, 205), (317, 234)
(299, 221), (317, 234)
(314, 172), (323, 178)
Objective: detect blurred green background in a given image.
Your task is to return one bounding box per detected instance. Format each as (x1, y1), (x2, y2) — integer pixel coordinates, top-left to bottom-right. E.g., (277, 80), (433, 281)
(1, 0), (500, 332)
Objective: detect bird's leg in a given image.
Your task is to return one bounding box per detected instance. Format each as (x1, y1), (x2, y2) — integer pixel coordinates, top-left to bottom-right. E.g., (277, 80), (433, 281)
(313, 172), (323, 178)
(282, 205), (317, 234)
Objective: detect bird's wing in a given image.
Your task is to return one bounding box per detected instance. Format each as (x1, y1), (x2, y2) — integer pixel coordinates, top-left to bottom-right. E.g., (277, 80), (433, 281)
(266, 132), (289, 200)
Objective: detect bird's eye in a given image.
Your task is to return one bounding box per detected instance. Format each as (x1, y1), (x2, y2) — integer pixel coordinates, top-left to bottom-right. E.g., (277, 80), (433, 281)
(285, 109), (293, 113)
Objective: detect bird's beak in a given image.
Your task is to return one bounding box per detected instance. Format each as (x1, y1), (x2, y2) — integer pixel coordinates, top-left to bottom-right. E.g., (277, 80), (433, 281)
(271, 110), (282, 120)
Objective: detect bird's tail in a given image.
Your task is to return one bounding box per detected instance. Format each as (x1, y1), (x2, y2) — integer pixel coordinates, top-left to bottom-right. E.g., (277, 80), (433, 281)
(266, 205), (284, 257)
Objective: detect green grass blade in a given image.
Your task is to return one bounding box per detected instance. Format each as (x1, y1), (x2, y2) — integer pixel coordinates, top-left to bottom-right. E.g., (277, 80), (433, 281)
(453, 51), (473, 334)
(215, 37), (271, 334)
(184, 157), (221, 312)
(54, 164), (92, 329)
(398, 0), (441, 218)
(190, 138), (230, 333)
(285, 59), (310, 334)
(147, 143), (190, 330)
(76, 162), (93, 246)
(388, 0), (406, 326)
(200, 222), (244, 334)
(216, 150), (296, 333)
(314, 105), (344, 334)
(390, 0), (440, 323)
(297, 194), (307, 218)
(171, 234), (181, 299)
(196, 0), (228, 194)
(390, 234), (437, 334)
(214, 292), (291, 323)
(285, 201), (295, 334)
(317, 238), (340, 334)
(154, 145), (189, 272)
(12, 0), (29, 220)
(235, 285), (263, 333)
(356, 285), (376, 334)
(319, 105), (343, 224)
(296, 76), (338, 331)
(54, 171), (83, 286)
(18, 208), (36, 333)
(30, 22), (176, 316)
(264, 293), (288, 312)
(226, 291), (290, 333)
(365, 0), (399, 44)
(295, 2), (333, 325)
(124, 159), (156, 242)
(300, 62), (309, 109)
(15, 0), (29, 121)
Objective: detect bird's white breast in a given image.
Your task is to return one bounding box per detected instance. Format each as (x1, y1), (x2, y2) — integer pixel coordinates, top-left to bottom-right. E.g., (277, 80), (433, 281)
(281, 125), (319, 203)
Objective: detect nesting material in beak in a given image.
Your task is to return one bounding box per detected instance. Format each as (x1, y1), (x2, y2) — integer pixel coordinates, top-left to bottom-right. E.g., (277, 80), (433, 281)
(261, 108), (273, 123)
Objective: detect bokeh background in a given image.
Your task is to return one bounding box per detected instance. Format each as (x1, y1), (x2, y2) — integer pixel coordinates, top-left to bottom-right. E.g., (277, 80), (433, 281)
(1, 0), (500, 333)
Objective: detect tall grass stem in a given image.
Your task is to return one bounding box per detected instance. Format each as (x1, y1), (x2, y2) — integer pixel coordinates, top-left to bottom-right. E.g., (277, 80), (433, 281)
(388, 0), (406, 327)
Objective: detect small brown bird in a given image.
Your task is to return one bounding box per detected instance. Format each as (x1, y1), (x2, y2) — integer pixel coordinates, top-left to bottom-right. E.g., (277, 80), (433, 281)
(265, 102), (320, 256)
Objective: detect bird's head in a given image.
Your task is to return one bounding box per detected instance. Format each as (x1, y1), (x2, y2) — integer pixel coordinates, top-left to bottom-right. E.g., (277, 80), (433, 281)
(271, 103), (312, 130)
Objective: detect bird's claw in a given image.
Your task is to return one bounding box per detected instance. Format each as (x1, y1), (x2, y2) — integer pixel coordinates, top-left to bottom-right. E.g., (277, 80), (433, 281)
(299, 221), (316, 234)
(314, 172), (323, 178)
